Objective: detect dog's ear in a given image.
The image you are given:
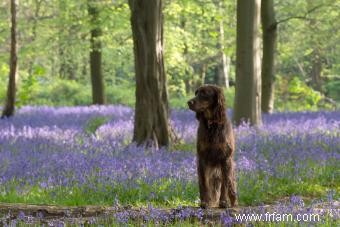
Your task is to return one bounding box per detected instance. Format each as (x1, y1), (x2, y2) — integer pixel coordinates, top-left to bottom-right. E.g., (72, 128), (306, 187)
(213, 86), (226, 123)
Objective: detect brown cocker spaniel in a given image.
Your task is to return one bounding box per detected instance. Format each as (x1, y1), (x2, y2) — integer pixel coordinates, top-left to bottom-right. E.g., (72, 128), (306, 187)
(188, 84), (237, 208)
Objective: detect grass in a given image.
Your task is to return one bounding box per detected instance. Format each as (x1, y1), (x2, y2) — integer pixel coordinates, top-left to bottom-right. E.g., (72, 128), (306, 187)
(0, 160), (336, 207)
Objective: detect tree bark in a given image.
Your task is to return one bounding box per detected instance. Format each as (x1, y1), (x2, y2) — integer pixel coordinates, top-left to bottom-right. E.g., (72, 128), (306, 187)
(2, 0), (18, 118)
(180, 18), (193, 95)
(88, 0), (105, 104)
(261, 0), (277, 114)
(28, 0), (42, 78)
(311, 49), (322, 92)
(306, 1), (322, 92)
(233, 0), (262, 126)
(216, 0), (229, 88)
(128, 0), (170, 148)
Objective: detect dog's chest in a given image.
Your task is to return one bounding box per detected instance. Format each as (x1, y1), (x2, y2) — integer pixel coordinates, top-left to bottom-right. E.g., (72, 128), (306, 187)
(197, 123), (227, 157)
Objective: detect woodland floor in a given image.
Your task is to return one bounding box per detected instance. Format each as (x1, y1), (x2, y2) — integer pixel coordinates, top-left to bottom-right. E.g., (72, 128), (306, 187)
(0, 199), (338, 225)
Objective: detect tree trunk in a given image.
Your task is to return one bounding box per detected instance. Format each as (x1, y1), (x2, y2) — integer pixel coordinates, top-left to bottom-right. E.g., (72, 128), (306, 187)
(233, 0), (262, 126)
(311, 49), (322, 92)
(307, 0), (322, 92)
(88, 0), (105, 104)
(216, 55), (230, 88)
(28, 0), (42, 78)
(261, 0), (277, 114)
(128, 0), (170, 148)
(201, 64), (207, 86)
(181, 18), (193, 95)
(58, 1), (69, 79)
(2, 0), (18, 118)
(216, 0), (229, 88)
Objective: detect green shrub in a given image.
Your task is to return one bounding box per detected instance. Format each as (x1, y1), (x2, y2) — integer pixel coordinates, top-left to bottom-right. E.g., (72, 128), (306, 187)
(34, 79), (92, 106)
(275, 76), (322, 111)
(85, 116), (110, 134)
(106, 85), (135, 107)
(324, 80), (340, 102)
(0, 63), (9, 105)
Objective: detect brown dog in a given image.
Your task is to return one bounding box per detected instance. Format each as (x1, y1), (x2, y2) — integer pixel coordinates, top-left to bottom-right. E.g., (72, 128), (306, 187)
(188, 84), (237, 208)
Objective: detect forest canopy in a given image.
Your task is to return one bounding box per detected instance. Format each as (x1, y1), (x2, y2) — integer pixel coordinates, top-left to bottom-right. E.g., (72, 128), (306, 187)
(0, 0), (339, 111)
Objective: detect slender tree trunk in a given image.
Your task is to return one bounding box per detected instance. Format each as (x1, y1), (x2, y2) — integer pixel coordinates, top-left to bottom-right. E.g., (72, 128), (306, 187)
(58, 1), (66, 79)
(181, 18), (193, 95)
(307, 0), (322, 92)
(88, 0), (105, 104)
(216, 0), (229, 88)
(261, 0), (277, 113)
(128, 0), (170, 148)
(233, 0), (262, 126)
(201, 64), (207, 86)
(311, 49), (322, 92)
(28, 0), (42, 77)
(2, 0), (18, 118)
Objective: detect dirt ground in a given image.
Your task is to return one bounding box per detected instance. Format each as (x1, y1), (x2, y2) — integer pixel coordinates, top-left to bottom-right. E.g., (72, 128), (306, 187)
(0, 200), (338, 225)
(0, 203), (228, 225)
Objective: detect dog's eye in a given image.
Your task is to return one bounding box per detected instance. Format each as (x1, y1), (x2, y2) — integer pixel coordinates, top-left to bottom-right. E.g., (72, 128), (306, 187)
(199, 91), (209, 98)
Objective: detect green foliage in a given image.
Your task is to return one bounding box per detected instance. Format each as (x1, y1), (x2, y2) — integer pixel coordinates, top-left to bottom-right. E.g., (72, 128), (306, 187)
(0, 0), (339, 111)
(275, 76), (322, 111)
(17, 75), (39, 107)
(0, 63), (9, 104)
(85, 116), (110, 135)
(106, 85), (135, 107)
(324, 80), (340, 102)
(14, 78), (136, 107)
(34, 79), (91, 106)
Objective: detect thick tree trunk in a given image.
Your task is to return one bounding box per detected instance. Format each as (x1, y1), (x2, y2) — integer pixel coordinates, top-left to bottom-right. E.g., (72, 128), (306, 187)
(88, 0), (105, 104)
(233, 0), (262, 126)
(2, 0), (18, 118)
(261, 0), (277, 114)
(128, 0), (170, 148)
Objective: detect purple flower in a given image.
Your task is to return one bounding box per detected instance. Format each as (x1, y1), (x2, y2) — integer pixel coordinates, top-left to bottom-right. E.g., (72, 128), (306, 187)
(0, 106), (338, 224)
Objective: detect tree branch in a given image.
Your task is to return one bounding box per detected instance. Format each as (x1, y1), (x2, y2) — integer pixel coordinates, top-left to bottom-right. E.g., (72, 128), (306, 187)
(275, 3), (325, 26)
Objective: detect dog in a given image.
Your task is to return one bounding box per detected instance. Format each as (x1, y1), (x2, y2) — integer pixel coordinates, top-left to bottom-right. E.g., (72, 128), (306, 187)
(187, 84), (237, 208)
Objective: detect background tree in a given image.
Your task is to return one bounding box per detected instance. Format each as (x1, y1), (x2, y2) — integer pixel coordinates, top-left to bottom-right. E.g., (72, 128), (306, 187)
(233, 0), (262, 126)
(128, 0), (170, 147)
(88, 0), (105, 104)
(261, 0), (277, 114)
(214, 0), (230, 88)
(2, 0), (18, 118)
(0, 0), (338, 110)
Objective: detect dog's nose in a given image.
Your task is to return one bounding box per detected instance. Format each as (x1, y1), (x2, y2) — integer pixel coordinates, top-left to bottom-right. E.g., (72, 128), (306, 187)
(187, 100), (194, 106)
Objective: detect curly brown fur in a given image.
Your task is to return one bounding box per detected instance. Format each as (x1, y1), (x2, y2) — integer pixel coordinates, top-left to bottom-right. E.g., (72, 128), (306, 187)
(188, 84), (237, 208)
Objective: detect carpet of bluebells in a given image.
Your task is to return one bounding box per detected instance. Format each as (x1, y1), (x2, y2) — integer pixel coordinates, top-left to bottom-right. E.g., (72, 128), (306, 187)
(0, 105), (339, 225)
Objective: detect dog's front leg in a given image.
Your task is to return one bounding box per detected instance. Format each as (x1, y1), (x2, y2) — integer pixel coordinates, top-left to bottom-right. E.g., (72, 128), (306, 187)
(197, 158), (209, 208)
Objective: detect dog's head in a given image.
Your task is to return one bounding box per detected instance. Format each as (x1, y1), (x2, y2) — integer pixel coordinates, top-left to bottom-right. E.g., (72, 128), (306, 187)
(187, 84), (226, 122)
